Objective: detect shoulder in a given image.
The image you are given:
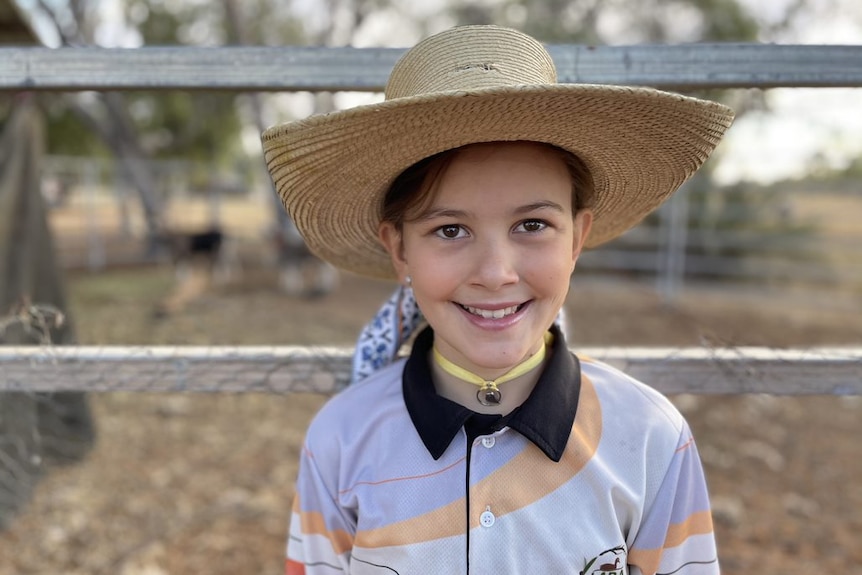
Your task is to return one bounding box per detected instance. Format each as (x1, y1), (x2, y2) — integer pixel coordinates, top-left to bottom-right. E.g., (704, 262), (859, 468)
(578, 354), (687, 438)
(304, 358), (407, 446)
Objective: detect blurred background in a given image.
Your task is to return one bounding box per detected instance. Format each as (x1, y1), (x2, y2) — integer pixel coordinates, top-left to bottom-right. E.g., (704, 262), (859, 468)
(1, 0), (860, 574)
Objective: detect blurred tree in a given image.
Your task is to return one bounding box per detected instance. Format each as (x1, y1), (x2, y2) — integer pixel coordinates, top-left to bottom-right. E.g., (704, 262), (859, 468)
(33, 0), (164, 239)
(447, 0), (758, 43)
(118, 1), (241, 166)
(29, 0), (819, 265)
(446, 0), (762, 111)
(32, 0), (307, 238)
(31, 0), (819, 171)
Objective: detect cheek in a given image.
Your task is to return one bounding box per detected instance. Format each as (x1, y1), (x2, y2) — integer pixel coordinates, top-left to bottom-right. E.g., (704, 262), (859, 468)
(415, 262), (460, 288)
(543, 272), (573, 301)
(402, 243), (458, 291)
(527, 245), (575, 283)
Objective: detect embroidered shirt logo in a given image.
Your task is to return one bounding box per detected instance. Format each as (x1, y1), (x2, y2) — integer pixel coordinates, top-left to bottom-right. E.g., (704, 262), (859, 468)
(581, 545), (627, 575)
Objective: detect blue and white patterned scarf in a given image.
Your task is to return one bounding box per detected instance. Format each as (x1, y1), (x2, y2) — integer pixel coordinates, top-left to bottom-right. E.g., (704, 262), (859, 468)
(351, 286), (424, 384)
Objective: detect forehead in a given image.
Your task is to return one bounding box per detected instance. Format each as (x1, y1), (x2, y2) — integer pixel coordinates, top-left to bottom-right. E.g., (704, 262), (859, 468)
(448, 140), (567, 169)
(429, 141), (573, 206)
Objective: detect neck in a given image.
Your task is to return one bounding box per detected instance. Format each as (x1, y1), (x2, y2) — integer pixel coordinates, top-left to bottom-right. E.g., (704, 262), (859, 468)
(431, 332), (553, 412)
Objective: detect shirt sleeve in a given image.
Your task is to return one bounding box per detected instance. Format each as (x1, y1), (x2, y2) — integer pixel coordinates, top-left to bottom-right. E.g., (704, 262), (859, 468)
(627, 422), (720, 575)
(285, 442), (356, 575)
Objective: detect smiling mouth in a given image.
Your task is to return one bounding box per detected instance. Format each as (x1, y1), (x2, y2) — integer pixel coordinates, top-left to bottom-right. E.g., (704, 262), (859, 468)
(459, 303), (525, 319)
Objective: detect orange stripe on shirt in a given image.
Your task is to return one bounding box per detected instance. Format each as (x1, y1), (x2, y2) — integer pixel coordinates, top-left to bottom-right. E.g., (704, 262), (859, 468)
(355, 494), (467, 549)
(285, 558), (306, 575)
(299, 509), (355, 556)
(675, 436), (695, 453)
(628, 510), (715, 575)
(627, 547), (662, 575)
(664, 509), (714, 548)
(338, 456), (467, 495)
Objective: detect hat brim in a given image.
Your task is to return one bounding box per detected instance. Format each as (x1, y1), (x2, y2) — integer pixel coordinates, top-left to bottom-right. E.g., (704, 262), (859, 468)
(262, 83), (733, 280)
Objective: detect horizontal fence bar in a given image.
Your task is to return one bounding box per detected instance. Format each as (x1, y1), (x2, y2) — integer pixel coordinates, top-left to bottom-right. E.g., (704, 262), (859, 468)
(2, 44), (862, 92)
(1, 346), (860, 395)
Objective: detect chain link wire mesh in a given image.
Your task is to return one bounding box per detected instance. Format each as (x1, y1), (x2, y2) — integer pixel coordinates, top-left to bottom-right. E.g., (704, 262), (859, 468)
(0, 304), (95, 531)
(1, 330), (860, 397)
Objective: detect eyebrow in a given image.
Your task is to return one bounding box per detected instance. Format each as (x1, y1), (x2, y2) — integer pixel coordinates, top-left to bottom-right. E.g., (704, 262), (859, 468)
(417, 200), (566, 222)
(514, 201), (566, 215)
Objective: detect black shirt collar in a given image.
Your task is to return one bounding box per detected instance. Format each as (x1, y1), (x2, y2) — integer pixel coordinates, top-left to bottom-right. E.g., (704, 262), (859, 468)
(403, 324), (581, 462)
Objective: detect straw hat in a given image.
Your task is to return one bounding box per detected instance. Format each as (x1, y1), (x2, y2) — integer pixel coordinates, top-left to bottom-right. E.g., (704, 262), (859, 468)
(261, 25), (734, 280)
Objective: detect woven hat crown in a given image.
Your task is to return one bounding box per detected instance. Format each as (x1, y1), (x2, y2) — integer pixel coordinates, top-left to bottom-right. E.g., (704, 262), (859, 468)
(385, 26), (558, 100)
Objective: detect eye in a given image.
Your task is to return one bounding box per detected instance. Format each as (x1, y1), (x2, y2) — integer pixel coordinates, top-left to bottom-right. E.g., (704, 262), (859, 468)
(434, 224), (469, 239)
(515, 219), (548, 233)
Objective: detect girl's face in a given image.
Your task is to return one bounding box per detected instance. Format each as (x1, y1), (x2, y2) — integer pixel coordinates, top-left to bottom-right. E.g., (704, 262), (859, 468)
(379, 142), (593, 378)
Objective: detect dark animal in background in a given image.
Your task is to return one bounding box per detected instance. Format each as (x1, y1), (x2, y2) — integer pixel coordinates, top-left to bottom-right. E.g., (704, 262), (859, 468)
(159, 227), (225, 274)
(153, 226), (239, 317)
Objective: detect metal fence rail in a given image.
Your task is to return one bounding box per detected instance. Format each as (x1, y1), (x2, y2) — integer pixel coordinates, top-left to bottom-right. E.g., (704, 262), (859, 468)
(2, 44), (862, 92)
(1, 346), (861, 395)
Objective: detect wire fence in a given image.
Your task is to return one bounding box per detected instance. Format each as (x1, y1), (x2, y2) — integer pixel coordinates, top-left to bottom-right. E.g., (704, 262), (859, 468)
(2, 344), (861, 395)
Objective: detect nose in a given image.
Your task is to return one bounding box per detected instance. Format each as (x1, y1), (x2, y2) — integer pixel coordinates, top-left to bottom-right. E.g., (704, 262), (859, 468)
(471, 237), (519, 290)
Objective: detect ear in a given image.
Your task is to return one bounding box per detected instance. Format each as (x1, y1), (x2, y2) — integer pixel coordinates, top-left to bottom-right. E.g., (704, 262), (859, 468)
(571, 209), (594, 265)
(378, 221), (409, 282)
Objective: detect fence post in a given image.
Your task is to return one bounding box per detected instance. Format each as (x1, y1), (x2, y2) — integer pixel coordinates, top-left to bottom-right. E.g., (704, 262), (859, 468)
(657, 183), (690, 302)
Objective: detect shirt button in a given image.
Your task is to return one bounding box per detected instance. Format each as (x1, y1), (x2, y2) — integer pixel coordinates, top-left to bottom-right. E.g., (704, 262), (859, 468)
(481, 436), (496, 448)
(480, 507), (495, 528)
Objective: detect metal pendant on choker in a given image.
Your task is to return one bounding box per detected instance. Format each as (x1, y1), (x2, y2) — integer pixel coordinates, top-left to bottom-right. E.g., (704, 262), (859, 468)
(432, 332), (552, 406)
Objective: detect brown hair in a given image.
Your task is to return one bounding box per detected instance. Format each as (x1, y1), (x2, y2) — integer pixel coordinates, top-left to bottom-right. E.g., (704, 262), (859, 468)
(380, 141), (595, 230)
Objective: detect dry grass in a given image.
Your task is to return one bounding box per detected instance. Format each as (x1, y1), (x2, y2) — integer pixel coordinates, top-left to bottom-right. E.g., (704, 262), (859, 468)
(788, 190), (862, 239)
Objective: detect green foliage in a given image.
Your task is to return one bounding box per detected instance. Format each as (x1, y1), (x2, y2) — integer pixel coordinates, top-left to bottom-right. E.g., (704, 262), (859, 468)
(687, 179), (818, 260)
(125, 0), (226, 45)
(445, 0), (767, 114)
(39, 0), (306, 170)
(694, 0), (760, 40)
(623, 174), (825, 282)
(117, 2), (234, 166)
(806, 153), (862, 185)
(229, 0), (308, 45)
(42, 97), (109, 157)
(123, 90), (243, 165)
(446, 0), (760, 43)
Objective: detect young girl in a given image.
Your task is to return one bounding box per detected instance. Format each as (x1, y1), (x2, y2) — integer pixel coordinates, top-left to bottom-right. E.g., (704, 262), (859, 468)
(262, 25), (733, 575)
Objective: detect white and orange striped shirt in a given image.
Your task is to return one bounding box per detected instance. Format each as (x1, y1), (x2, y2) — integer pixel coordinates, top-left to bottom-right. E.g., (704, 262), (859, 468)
(286, 326), (718, 575)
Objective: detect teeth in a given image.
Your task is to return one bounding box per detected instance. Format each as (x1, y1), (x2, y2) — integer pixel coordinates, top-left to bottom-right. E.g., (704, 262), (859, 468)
(463, 304), (520, 319)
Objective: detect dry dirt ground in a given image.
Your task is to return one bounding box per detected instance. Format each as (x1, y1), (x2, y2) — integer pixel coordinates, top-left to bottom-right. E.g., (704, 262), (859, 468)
(1, 266), (860, 575)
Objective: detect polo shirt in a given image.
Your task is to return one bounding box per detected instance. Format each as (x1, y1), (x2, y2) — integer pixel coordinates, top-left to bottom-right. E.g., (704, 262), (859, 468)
(286, 326), (718, 575)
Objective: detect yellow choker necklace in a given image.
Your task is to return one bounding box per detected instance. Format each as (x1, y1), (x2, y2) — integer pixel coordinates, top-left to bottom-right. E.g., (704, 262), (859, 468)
(432, 332), (553, 406)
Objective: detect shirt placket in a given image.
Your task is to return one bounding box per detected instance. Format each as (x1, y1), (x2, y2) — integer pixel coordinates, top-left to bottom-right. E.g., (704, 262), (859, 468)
(466, 429), (507, 575)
